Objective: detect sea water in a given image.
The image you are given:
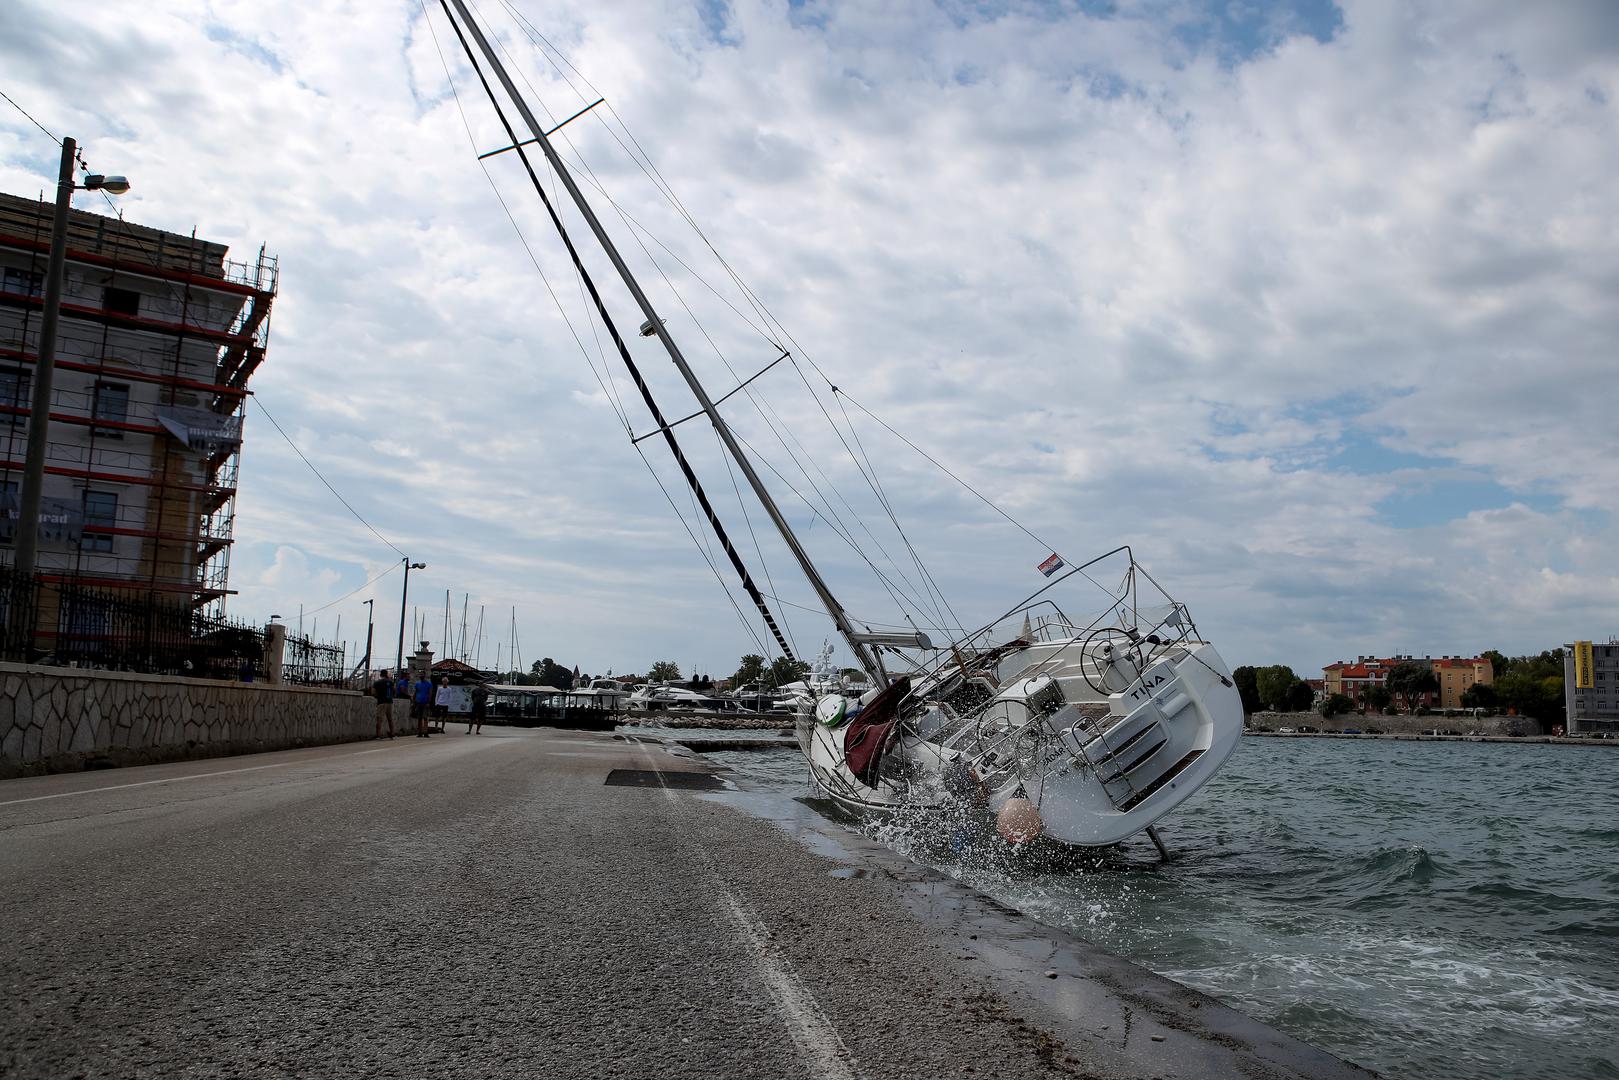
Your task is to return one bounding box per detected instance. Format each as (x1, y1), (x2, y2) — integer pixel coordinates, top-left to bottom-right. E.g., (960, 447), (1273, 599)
(690, 734), (1619, 1080)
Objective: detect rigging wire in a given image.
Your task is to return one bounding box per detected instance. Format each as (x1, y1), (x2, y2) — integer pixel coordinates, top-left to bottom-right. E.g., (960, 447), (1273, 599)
(487, 8), (967, 629)
(0, 87), (56, 142)
(301, 560), (402, 617)
(635, 442), (770, 657)
(418, 0), (634, 437)
(467, 4), (1113, 639)
(250, 396), (407, 559)
(712, 422), (797, 658)
(728, 424), (959, 636)
(428, 0), (794, 659)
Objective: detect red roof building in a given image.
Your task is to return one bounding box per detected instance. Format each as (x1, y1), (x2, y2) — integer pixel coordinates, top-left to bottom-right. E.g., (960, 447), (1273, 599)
(1322, 655), (1494, 710)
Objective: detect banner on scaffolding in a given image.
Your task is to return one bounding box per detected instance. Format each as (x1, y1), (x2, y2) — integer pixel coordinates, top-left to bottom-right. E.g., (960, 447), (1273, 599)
(0, 491), (83, 544)
(1574, 641), (1594, 689)
(156, 406), (242, 457)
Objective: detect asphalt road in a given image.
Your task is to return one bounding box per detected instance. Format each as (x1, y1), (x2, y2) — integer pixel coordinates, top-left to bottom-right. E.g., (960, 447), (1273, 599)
(0, 728), (1105, 1079)
(2, 727), (1373, 1080)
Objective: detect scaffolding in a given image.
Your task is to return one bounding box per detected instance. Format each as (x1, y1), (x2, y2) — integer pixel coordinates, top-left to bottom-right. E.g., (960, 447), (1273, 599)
(0, 191), (277, 638)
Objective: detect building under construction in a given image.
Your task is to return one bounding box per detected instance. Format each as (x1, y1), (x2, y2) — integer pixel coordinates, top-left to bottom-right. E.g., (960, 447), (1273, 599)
(0, 191), (275, 658)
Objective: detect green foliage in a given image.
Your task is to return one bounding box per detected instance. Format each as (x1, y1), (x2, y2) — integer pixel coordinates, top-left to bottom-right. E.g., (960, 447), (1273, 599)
(1495, 670), (1564, 723)
(1232, 666), (1262, 715)
(1362, 685), (1392, 711)
(1285, 680), (1316, 712)
(1467, 649), (1564, 725)
(767, 656), (810, 688)
(647, 660), (682, 682)
(1255, 665), (1300, 712)
(1385, 661), (1438, 712)
(732, 654), (767, 687)
(1319, 692), (1354, 718)
(534, 657), (575, 690)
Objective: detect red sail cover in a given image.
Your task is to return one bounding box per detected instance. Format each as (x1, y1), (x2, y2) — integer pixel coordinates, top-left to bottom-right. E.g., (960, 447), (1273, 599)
(843, 676), (912, 787)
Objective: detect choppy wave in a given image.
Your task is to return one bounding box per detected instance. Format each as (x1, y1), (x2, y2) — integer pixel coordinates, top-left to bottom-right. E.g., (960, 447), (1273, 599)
(708, 735), (1619, 1080)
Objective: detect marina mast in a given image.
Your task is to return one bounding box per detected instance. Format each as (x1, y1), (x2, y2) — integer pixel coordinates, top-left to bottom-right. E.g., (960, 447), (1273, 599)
(442, 0), (886, 681)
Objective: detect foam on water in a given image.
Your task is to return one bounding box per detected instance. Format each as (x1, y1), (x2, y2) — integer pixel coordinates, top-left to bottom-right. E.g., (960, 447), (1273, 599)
(696, 732), (1619, 1080)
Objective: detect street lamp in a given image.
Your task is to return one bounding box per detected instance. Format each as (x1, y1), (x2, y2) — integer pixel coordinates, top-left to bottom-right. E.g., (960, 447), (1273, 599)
(13, 138), (131, 581)
(396, 558), (426, 670)
(360, 597), (375, 677)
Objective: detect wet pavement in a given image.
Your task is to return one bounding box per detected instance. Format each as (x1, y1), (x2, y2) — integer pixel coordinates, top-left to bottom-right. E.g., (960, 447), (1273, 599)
(1, 726), (1373, 1078)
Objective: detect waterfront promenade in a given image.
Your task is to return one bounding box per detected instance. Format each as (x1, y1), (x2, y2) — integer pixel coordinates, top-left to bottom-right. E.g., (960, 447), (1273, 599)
(1, 728), (1370, 1079)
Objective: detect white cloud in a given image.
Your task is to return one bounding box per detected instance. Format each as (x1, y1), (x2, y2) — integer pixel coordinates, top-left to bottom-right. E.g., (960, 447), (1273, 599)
(2, 0), (1616, 679)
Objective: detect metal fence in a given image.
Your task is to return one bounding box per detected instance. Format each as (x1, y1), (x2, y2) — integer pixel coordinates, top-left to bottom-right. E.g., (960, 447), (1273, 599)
(0, 565), (346, 686)
(284, 633), (345, 686)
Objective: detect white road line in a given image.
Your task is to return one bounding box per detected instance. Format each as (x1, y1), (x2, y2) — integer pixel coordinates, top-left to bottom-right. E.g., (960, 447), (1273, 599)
(719, 890), (862, 1080)
(0, 743), (409, 807)
(648, 769), (861, 1080)
(0, 761), (296, 806)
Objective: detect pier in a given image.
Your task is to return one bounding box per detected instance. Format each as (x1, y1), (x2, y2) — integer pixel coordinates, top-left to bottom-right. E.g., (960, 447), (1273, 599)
(1, 727), (1372, 1079)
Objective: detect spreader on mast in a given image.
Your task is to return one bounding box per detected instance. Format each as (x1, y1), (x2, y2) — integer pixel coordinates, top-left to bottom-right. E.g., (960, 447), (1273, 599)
(444, 0), (886, 682)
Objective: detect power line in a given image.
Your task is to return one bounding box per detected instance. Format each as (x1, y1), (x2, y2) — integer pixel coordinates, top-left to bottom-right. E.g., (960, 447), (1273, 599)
(250, 396), (407, 559)
(301, 559), (402, 617)
(0, 88), (56, 142)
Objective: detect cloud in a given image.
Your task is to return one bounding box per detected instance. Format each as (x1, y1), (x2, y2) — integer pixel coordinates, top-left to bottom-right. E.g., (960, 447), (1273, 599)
(2, 0), (1615, 678)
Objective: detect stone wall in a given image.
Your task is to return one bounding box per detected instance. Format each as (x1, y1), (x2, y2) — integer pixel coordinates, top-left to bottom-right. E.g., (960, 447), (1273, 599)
(1246, 710), (1541, 736)
(0, 662), (373, 778)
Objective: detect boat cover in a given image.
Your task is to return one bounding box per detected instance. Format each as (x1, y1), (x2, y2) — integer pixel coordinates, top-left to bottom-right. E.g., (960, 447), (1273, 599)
(843, 675), (912, 786)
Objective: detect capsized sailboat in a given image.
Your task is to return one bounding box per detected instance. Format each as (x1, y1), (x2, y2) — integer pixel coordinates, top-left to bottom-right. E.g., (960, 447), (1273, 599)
(435, 0), (1243, 849)
(797, 546), (1243, 847)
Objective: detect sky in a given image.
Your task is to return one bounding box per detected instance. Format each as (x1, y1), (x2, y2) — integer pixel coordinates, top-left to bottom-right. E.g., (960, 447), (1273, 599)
(0, 0), (1615, 680)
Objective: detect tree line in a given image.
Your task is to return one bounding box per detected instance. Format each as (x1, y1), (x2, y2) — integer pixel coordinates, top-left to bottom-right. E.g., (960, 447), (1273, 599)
(1236, 649), (1566, 723)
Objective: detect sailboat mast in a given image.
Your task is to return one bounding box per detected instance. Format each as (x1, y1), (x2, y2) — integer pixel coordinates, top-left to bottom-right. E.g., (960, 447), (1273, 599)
(444, 0), (883, 681)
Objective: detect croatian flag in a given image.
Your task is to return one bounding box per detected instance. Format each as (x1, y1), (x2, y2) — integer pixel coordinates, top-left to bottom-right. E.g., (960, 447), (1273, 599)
(1037, 553), (1065, 577)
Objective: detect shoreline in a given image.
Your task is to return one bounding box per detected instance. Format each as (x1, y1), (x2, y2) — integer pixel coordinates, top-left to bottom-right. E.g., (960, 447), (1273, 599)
(1244, 730), (1616, 746)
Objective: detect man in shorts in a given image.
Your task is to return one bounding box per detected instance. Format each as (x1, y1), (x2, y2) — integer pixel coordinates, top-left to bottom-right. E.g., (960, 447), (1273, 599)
(372, 669), (395, 739)
(412, 673), (434, 737)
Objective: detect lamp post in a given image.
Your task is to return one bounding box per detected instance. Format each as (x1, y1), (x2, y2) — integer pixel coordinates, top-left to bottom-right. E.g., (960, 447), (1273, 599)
(359, 597), (375, 679)
(396, 558), (426, 670)
(14, 137), (130, 580)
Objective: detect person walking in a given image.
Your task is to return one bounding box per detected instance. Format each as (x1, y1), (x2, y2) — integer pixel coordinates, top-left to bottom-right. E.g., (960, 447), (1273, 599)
(412, 673), (434, 738)
(433, 676), (452, 732)
(372, 669), (396, 739)
(469, 682), (488, 734)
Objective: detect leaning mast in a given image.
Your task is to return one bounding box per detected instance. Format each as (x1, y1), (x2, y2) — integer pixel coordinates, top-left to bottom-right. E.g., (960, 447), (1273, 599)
(444, 0), (886, 681)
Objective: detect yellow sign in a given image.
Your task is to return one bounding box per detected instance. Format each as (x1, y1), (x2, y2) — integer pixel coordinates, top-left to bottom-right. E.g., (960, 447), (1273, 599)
(1574, 641), (1594, 689)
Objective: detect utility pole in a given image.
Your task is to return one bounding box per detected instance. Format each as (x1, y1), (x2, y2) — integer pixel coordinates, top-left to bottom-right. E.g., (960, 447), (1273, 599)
(14, 139), (130, 579)
(396, 557), (426, 670)
(361, 598), (374, 676)
(13, 137), (77, 580)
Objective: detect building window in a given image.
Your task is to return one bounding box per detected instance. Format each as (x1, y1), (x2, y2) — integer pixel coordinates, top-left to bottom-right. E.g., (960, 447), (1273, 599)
(2, 267), (43, 297)
(102, 286), (140, 317)
(0, 479), (16, 543)
(92, 382), (130, 436)
(81, 490), (117, 553)
(0, 367), (30, 425)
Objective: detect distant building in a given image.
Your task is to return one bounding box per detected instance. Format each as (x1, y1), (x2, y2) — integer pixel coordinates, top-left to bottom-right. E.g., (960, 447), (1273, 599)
(1564, 641), (1619, 735)
(1429, 656), (1495, 709)
(1322, 654), (1494, 709)
(0, 192), (275, 620)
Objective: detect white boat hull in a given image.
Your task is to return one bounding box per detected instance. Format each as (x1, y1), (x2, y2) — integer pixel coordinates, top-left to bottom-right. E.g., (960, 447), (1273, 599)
(798, 642), (1243, 848)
